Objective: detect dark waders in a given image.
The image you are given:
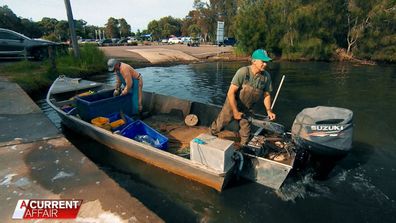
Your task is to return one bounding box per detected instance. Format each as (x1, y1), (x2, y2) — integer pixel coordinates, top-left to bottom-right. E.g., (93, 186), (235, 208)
(210, 83), (263, 145)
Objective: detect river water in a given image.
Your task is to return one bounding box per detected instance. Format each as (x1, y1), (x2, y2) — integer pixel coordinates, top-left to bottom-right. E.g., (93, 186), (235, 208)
(36, 61), (396, 223)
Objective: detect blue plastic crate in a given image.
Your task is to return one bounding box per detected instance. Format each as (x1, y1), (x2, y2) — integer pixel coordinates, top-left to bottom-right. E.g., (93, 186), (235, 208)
(103, 112), (134, 132)
(121, 120), (168, 150)
(76, 89), (133, 121)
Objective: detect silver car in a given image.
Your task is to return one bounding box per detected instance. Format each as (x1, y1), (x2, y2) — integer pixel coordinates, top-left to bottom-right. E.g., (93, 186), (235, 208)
(0, 28), (60, 60)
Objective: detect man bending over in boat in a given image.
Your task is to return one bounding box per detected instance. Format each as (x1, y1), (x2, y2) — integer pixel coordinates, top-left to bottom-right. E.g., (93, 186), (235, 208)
(107, 58), (143, 114)
(210, 49), (276, 147)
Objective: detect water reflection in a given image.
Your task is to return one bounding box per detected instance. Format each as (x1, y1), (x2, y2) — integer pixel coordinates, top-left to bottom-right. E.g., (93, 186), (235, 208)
(137, 62), (247, 105)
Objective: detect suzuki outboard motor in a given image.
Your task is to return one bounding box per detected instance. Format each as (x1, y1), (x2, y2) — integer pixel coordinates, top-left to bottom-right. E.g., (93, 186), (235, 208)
(291, 106), (353, 156)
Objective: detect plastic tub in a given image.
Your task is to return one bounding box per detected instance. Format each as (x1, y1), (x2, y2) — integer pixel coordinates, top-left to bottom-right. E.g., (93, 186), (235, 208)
(76, 89), (133, 121)
(121, 120), (168, 150)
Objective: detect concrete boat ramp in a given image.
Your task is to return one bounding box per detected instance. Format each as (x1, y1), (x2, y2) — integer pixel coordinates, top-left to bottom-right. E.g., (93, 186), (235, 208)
(127, 48), (198, 64)
(0, 79), (163, 222)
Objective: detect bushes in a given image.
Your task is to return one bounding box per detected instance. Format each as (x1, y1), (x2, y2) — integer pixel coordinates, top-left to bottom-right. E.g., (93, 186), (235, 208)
(280, 38), (336, 61)
(57, 44), (106, 74)
(1, 44), (107, 93)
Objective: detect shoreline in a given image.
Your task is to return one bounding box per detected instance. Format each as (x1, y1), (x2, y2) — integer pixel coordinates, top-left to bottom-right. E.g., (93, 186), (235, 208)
(99, 44), (378, 68)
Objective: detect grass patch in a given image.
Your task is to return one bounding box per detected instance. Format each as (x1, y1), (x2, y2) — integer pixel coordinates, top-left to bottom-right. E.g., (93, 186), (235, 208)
(1, 44), (107, 93)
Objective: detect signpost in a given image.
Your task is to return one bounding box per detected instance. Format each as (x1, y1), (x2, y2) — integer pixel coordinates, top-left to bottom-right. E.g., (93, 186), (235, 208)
(216, 21), (224, 46)
(64, 0), (80, 58)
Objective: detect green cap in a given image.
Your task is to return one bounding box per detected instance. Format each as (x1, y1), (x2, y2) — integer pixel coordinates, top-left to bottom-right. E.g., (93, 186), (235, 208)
(252, 49), (272, 62)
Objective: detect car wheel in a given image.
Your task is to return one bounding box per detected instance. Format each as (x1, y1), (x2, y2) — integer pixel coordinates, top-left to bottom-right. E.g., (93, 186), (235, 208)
(31, 47), (47, 61)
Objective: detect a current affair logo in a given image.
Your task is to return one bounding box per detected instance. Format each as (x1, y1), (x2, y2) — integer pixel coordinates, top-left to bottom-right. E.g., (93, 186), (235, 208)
(12, 199), (83, 219)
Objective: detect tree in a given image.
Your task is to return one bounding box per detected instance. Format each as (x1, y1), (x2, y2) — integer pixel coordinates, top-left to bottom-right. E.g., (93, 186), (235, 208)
(197, 6), (217, 41)
(345, 0), (372, 55)
(0, 5), (24, 32)
(84, 25), (100, 39)
(357, 0), (396, 61)
(74, 19), (87, 38)
(159, 16), (182, 37)
(136, 29), (142, 40)
(147, 20), (161, 41)
(54, 20), (69, 41)
(38, 17), (59, 36)
(188, 24), (202, 37)
(209, 0), (238, 37)
(105, 17), (119, 38)
(233, 1), (268, 54)
(119, 18), (131, 38)
(20, 18), (42, 38)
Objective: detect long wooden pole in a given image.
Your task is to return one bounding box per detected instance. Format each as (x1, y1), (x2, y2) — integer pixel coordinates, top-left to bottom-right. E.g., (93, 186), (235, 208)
(254, 75), (286, 136)
(271, 75), (285, 110)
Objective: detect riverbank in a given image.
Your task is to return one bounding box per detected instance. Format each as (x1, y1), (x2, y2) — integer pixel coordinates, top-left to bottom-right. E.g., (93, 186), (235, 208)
(100, 44), (379, 68)
(0, 78), (163, 222)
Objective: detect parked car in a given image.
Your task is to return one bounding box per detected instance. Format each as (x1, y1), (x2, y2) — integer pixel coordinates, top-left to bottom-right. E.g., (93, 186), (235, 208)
(161, 39), (168, 44)
(80, 39), (96, 44)
(187, 37), (200, 47)
(168, 37), (182, 44)
(218, 37), (236, 46)
(97, 39), (114, 46)
(116, 38), (129, 46)
(0, 28), (61, 60)
(181, 37), (192, 44)
(111, 38), (120, 44)
(115, 37), (138, 46)
(127, 37), (138, 44)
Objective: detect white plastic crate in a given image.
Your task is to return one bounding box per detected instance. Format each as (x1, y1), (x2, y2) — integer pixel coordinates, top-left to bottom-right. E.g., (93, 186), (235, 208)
(190, 134), (235, 174)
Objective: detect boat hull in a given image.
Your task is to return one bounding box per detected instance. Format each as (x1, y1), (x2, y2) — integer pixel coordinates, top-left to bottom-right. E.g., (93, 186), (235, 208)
(240, 153), (294, 189)
(56, 109), (229, 191)
(47, 76), (296, 191)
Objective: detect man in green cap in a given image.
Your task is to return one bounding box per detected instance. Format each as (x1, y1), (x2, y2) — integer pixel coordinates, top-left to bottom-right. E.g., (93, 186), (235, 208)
(210, 49), (276, 147)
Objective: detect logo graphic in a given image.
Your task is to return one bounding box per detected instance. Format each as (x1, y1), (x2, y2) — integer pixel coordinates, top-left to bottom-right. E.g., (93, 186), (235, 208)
(308, 125), (345, 137)
(310, 125), (344, 131)
(12, 199), (82, 219)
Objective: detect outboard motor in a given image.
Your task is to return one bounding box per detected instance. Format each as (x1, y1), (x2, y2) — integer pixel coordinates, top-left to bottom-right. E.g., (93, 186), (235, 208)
(291, 106), (353, 156)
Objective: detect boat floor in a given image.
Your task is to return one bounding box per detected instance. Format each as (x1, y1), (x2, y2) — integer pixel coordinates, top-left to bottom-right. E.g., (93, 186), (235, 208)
(52, 98), (294, 165)
(143, 114), (294, 166)
(143, 114), (239, 157)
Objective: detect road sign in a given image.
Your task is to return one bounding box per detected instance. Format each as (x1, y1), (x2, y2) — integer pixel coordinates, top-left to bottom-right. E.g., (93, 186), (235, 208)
(216, 21), (224, 45)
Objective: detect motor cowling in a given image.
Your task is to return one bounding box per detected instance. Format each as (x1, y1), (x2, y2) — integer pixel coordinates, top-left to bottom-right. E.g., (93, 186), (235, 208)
(291, 106), (353, 156)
